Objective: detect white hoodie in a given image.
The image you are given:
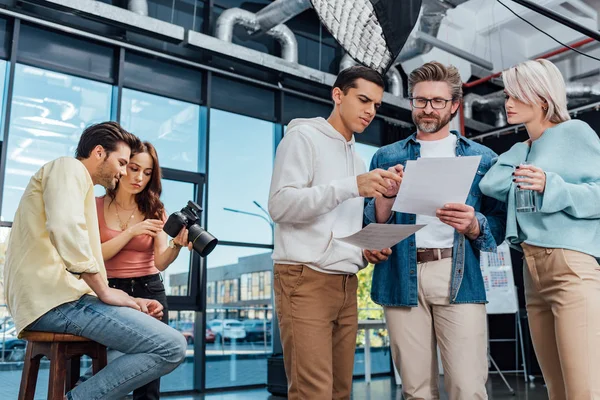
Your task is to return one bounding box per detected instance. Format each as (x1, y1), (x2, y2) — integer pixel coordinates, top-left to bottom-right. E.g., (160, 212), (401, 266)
(268, 117), (367, 274)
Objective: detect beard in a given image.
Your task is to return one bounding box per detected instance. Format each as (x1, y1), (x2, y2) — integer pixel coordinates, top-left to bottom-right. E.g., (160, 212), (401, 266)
(413, 111), (453, 134)
(96, 160), (117, 190)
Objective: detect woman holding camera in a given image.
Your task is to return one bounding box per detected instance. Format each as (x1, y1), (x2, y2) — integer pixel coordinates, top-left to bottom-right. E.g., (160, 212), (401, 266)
(96, 141), (191, 400)
(479, 59), (600, 399)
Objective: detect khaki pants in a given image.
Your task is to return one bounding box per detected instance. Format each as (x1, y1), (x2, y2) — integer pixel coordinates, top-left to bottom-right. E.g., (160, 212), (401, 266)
(522, 244), (600, 400)
(273, 264), (358, 400)
(384, 258), (488, 400)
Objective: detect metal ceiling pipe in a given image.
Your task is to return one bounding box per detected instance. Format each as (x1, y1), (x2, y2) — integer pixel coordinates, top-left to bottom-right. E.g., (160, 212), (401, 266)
(215, 8), (259, 43)
(386, 66), (403, 97)
(267, 24), (299, 64)
(339, 53), (404, 97)
(340, 53), (357, 72)
(396, 3), (443, 62)
(495, 110), (507, 128)
(215, 8), (298, 63)
(254, 0), (313, 35)
(415, 31), (494, 70)
(128, 0), (148, 17)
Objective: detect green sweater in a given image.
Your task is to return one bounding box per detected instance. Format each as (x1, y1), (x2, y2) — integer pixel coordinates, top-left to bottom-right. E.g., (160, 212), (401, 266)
(479, 119), (600, 257)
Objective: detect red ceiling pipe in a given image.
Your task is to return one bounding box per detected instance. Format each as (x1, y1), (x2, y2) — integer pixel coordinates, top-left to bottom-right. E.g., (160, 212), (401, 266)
(459, 37), (596, 133)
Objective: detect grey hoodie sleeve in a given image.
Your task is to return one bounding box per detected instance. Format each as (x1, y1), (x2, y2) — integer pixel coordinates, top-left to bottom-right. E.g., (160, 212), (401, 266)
(268, 131), (359, 224)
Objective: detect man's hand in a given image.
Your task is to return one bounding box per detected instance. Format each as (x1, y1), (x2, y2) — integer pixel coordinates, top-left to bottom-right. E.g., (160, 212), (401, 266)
(383, 164), (404, 198)
(363, 248), (392, 264)
(513, 165), (546, 193)
(436, 203), (480, 240)
(357, 169), (402, 198)
(97, 287), (141, 311)
(135, 298), (164, 320)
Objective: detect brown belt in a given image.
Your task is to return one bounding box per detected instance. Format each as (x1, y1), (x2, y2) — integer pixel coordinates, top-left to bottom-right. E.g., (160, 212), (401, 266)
(417, 248), (453, 263)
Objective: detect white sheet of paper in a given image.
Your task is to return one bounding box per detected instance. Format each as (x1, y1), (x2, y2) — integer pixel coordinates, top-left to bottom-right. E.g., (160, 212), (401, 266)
(392, 156), (481, 217)
(335, 223), (425, 250)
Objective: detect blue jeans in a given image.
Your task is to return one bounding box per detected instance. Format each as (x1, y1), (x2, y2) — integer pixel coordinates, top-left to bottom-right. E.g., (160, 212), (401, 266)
(27, 294), (187, 400)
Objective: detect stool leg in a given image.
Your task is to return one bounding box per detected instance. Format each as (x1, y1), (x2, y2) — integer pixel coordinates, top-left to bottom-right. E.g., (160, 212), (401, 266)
(18, 343), (41, 400)
(66, 356), (81, 392)
(92, 344), (107, 374)
(47, 342), (67, 400)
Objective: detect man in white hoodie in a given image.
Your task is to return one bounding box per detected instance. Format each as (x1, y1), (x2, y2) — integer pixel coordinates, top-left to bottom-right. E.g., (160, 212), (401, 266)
(268, 66), (402, 400)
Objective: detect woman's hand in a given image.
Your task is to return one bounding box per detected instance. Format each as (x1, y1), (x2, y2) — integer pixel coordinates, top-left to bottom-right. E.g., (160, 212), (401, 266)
(126, 219), (164, 237)
(513, 165), (546, 193)
(172, 227), (194, 251)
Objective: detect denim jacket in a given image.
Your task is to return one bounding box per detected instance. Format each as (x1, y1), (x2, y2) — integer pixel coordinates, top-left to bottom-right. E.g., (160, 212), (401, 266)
(364, 131), (507, 306)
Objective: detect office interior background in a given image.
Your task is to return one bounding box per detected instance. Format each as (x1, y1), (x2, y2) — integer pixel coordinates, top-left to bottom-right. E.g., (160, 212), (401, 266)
(0, 0), (599, 398)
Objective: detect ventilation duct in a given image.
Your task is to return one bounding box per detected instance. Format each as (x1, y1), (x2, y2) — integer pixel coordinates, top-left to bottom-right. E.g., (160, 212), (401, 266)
(253, 0), (313, 35)
(127, 0), (148, 17)
(215, 8), (298, 63)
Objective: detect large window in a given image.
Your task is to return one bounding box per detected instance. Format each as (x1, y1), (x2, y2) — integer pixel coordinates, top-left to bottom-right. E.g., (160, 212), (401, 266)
(1, 64), (112, 222)
(205, 245), (274, 389)
(207, 110), (275, 245)
(120, 88), (202, 172)
(160, 180), (196, 296)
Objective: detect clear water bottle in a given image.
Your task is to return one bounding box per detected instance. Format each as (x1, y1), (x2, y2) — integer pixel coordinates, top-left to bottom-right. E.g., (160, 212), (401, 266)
(515, 162), (536, 213)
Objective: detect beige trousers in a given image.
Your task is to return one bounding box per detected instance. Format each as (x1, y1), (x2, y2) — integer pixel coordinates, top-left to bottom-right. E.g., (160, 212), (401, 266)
(522, 243), (600, 400)
(273, 264), (358, 400)
(385, 258), (488, 400)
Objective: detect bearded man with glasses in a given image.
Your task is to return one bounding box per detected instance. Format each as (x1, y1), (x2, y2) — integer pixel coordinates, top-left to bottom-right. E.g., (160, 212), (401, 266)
(363, 62), (506, 400)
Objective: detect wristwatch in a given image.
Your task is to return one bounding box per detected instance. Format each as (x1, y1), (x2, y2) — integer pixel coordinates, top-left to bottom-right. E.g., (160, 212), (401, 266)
(169, 239), (182, 249)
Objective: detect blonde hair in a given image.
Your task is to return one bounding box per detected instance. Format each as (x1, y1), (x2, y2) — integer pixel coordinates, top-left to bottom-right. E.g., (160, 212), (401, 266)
(502, 59), (570, 124)
(408, 61), (463, 101)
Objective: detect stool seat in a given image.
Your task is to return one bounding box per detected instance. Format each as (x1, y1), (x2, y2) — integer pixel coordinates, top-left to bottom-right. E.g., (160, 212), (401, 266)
(20, 332), (93, 342)
(18, 331), (107, 400)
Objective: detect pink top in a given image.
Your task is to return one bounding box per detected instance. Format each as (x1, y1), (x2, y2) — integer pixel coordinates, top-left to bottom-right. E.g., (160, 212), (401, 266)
(96, 197), (159, 279)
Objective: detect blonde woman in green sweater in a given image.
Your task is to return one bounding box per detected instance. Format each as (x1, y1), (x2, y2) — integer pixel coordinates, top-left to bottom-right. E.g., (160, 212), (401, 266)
(480, 59), (600, 400)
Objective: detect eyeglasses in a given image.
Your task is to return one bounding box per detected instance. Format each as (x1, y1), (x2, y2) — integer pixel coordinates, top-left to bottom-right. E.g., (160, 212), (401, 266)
(409, 97), (453, 109)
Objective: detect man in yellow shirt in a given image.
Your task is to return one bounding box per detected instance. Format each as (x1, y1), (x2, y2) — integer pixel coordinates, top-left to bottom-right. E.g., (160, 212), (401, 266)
(3, 122), (187, 400)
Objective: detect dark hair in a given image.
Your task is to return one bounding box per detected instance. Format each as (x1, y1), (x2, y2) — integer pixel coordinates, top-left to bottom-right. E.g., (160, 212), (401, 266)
(333, 65), (385, 94)
(75, 121), (141, 160)
(107, 141), (165, 220)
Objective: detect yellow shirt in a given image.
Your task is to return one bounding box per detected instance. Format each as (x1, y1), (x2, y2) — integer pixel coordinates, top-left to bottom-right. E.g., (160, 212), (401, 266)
(4, 157), (106, 336)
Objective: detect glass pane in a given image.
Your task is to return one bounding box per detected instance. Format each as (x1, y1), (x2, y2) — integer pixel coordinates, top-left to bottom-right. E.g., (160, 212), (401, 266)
(1, 64), (112, 222)
(354, 265), (390, 377)
(120, 88), (202, 172)
(355, 142), (379, 170)
(0, 226), (30, 396)
(206, 245), (274, 389)
(162, 310), (196, 393)
(161, 179), (195, 296)
(208, 110), (274, 245)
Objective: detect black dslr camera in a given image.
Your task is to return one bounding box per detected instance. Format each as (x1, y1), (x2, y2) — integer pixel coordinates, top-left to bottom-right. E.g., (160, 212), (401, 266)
(163, 201), (218, 257)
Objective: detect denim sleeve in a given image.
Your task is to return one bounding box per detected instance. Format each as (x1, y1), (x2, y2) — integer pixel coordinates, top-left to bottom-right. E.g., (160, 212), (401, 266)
(364, 198), (394, 225)
(471, 190), (507, 253)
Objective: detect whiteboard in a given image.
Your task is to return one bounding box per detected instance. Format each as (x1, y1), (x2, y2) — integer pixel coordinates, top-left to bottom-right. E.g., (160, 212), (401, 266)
(480, 242), (518, 315)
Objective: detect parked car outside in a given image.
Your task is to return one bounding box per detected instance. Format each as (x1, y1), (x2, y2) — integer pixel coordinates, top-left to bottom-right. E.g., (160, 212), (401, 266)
(242, 320), (272, 342)
(207, 319), (246, 342)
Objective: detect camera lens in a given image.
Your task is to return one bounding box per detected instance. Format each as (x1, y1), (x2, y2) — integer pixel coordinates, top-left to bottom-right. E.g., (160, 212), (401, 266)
(188, 224), (218, 257)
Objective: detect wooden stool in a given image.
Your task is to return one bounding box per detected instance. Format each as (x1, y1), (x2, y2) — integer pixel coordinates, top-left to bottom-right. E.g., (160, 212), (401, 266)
(18, 332), (107, 400)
